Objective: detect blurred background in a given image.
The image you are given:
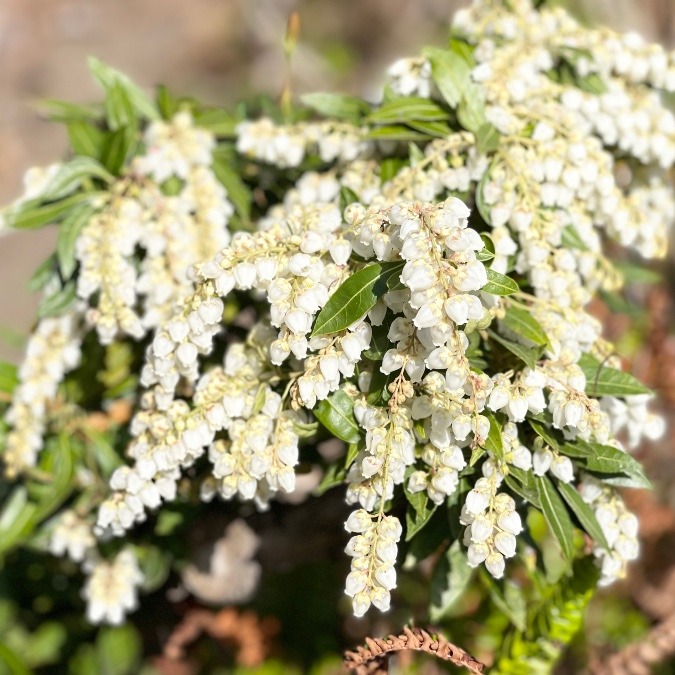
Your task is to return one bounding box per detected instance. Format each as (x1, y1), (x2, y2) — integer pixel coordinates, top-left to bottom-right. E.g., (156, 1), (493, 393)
(0, 0), (674, 363)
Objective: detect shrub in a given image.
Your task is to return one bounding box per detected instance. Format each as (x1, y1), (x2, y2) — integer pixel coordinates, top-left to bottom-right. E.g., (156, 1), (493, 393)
(1, 0), (674, 671)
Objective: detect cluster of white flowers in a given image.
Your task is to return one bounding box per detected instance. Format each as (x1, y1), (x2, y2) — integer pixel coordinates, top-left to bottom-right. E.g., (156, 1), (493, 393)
(3, 312), (82, 476)
(76, 113), (233, 344)
(5, 0), (674, 627)
(461, 478), (523, 579)
(82, 549), (144, 625)
(344, 509), (402, 617)
(580, 477), (640, 586)
(236, 118), (371, 168)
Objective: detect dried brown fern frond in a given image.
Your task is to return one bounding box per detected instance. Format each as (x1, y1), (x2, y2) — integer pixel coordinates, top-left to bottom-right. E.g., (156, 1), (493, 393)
(343, 626), (484, 674)
(161, 607), (278, 669)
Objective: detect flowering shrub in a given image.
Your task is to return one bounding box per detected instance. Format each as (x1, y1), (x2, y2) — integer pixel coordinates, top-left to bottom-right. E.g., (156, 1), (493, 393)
(1, 0), (674, 671)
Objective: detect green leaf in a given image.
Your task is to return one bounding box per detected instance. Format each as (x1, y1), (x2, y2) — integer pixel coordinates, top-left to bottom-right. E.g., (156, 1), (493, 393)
(576, 72), (607, 95)
(380, 158), (407, 183)
(422, 47), (471, 108)
(32, 434), (75, 522)
(0, 643), (31, 675)
(456, 84), (488, 133)
(482, 411), (504, 460)
(480, 572), (527, 631)
(313, 390), (361, 443)
(406, 120), (453, 137)
(482, 268), (519, 296)
(312, 261), (404, 336)
(578, 352), (650, 398)
(96, 624), (141, 675)
(561, 225), (588, 251)
(194, 108), (238, 136)
(534, 474), (574, 559)
(28, 255), (58, 292)
(339, 186), (359, 213)
(475, 122), (501, 154)
(155, 84), (180, 119)
(366, 125), (432, 142)
(430, 540), (473, 621)
(504, 466), (541, 508)
(0, 488), (38, 556)
(476, 234), (495, 261)
(101, 126), (137, 175)
(557, 481), (610, 551)
(573, 440), (651, 489)
(366, 367), (395, 407)
(488, 330), (541, 370)
(614, 260), (662, 284)
(368, 97), (450, 124)
(136, 545), (171, 593)
(57, 204), (96, 278)
(314, 463), (346, 495)
(67, 121), (105, 158)
(363, 324), (390, 361)
(301, 93), (370, 123)
(104, 81), (136, 130)
(212, 156), (251, 222)
(405, 491), (437, 541)
(88, 57), (159, 121)
(528, 419), (560, 451)
(6, 192), (102, 230)
(0, 362), (18, 395)
(37, 99), (104, 123)
(37, 281), (77, 319)
(502, 306), (548, 346)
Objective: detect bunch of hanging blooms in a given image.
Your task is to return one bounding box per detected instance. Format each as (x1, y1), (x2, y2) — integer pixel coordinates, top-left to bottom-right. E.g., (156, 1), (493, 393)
(0, 0), (674, 670)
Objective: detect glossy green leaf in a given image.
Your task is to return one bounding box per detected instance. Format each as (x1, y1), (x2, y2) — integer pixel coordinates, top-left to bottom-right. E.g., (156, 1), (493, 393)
(313, 390), (361, 443)
(578, 352), (650, 398)
(504, 466), (541, 508)
(528, 418), (560, 451)
(405, 490), (437, 541)
(301, 93), (370, 123)
(312, 261), (404, 336)
(57, 203), (96, 278)
(482, 268), (519, 296)
(368, 97), (450, 124)
(557, 481), (610, 551)
(535, 474), (574, 559)
(37, 99), (104, 123)
(488, 330), (541, 370)
(502, 306), (548, 346)
(407, 119), (453, 137)
(573, 440), (651, 489)
(482, 411), (504, 460)
(480, 571), (527, 631)
(422, 46), (471, 108)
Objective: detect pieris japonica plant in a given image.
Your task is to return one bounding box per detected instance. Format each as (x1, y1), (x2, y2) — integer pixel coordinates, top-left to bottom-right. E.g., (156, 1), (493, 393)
(1, 0), (674, 671)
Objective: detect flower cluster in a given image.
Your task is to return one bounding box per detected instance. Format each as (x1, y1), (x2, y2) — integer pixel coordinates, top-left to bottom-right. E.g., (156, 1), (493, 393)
(1, 0), (672, 632)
